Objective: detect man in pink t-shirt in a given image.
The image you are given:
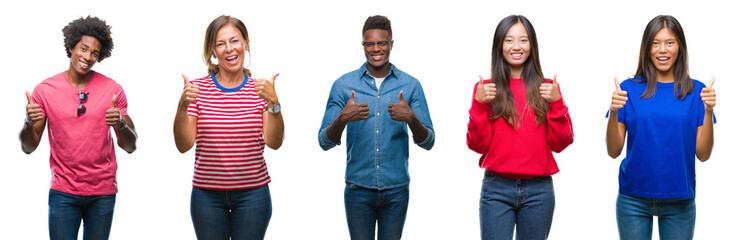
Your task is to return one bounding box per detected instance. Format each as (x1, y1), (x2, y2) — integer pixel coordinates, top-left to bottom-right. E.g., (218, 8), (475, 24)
(19, 16), (138, 240)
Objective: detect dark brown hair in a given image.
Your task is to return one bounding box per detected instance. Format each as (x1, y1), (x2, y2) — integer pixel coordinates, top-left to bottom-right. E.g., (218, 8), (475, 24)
(63, 16), (113, 62)
(490, 15), (547, 128)
(204, 15), (251, 76)
(634, 15), (692, 99)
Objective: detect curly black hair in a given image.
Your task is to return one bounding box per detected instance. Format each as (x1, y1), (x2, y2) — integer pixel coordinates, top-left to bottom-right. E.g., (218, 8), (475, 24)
(362, 15), (392, 39)
(62, 16), (113, 62)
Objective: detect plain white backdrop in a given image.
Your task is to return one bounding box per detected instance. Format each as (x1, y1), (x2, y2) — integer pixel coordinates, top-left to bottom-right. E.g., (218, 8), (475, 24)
(0, 0), (729, 239)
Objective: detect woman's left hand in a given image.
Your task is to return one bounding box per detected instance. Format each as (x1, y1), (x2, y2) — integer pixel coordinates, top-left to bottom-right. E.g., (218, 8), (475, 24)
(701, 77), (716, 111)
(540, 75), (561, 103)
(255, 73), (280, 104)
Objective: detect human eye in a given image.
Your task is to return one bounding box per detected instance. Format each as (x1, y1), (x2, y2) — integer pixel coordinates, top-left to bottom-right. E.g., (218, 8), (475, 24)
(377, 41), (389, 46)
(92, 52), (99, 57)
(521, 39), (529, 43)
(505, 39), (512, 43)
(362, 41), (375, 47)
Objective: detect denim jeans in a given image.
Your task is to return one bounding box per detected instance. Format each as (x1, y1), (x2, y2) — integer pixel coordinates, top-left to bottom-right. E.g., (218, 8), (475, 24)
(616, 194), (695, 240)
(190, 185), (272, 240)
(479, 171), (555, 240)
(344, 182), (409, 240)
(48, 189), (116, 240)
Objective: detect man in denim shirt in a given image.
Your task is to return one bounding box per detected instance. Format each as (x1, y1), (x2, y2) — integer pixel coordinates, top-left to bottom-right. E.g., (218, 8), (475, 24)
(318, 15), (435, 240)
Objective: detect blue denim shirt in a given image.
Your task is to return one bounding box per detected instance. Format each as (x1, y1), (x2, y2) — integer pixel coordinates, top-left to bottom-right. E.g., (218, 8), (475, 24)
(318, 63), (435, 190)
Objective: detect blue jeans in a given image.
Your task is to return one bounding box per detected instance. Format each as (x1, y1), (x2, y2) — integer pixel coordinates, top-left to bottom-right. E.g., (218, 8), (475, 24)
(344, 182), (409, 240)
(479, 171), (555, 240)
(190, 185), (272, 240)
(48, 189), (116, 240)
(616, 194), (695, 240)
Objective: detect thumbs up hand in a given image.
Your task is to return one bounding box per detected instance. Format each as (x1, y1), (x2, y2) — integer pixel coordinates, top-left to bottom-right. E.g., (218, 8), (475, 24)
(701, 77), (716, 111)
(255, 73), (279, 104)
(25, 91), (44, 124)
(540, 75), (561, 102)
(610, 77), (628, 111)
(338, 91), (369, 123)
(388, 91), (415, 123)
(474, 75), (496, 103)
(106, 95), (123, 128)
(180, 74), (199, 107)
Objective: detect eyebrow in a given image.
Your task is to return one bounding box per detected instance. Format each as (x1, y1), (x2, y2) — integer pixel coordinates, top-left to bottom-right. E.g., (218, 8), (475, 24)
(81, 43), (100, 52)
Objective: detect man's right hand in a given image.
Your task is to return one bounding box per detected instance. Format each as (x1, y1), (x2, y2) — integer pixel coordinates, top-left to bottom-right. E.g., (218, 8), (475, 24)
(180, 74), (199, 107)
(25, 91), (43, 124)
(338, 91), (369, 123)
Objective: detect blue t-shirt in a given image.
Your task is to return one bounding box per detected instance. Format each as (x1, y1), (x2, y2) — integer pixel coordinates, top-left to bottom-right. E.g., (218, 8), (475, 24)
(611, 77), (715, 199)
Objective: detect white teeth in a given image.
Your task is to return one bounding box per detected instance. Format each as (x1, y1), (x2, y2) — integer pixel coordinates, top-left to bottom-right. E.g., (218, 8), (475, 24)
(226, 56), (237, 60)
(658, 57), (669, 60)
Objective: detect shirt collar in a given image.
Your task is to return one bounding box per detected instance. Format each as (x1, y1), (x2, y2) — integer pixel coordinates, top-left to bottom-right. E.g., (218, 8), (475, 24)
(359, 62), (398, 79)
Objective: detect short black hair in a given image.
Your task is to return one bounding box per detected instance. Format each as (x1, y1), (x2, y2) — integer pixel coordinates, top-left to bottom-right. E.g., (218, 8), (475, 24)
(62, 16), (113, 62)
(362, 15), (392, 39)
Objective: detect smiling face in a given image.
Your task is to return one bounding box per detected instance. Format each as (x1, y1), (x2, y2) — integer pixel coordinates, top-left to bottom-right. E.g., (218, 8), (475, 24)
(363, 29), (392, 70)
(502, 23), (530, 75)
(68, 35), (100, 76)
(650, 27), (678, 75)
(214, 23), (247, 74)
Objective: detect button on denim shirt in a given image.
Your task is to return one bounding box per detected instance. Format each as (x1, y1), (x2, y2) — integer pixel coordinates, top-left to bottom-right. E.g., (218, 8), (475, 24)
(318, 63), (435, 190)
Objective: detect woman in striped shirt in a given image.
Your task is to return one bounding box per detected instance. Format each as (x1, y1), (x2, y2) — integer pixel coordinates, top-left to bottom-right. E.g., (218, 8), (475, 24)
(173, 15), (284, 240)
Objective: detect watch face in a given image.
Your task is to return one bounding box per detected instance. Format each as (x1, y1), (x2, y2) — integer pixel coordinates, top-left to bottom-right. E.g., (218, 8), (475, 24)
(269, 103), (280, 113)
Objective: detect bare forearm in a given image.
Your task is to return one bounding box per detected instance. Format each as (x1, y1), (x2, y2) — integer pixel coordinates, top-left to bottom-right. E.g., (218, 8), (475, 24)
(174, 104), (195, 153)
(606, 111), (624, 158)
(696, 111), (714, 161)
(114, 116), (137, 153)
(19, 121), (41, 154)
(326, 116), (347, 144)
(407, 115), (428, 143)
(264, 112), (284, 150)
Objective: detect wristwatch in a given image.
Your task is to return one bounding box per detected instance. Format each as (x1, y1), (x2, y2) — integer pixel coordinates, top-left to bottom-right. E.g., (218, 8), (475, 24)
(117, 117), (129, 131)
(268, 103), (281, 114)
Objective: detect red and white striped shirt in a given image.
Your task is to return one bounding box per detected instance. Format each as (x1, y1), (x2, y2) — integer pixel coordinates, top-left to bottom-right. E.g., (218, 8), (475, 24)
(188, 74), (270, 190)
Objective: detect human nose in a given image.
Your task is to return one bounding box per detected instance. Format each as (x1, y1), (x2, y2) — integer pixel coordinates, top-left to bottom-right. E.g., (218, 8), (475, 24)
(659, 43), (668, 53)
(225, 42), (234, 53)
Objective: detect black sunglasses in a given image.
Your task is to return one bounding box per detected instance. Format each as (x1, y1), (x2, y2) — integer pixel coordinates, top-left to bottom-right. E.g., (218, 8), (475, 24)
(77, 91), (88, 116)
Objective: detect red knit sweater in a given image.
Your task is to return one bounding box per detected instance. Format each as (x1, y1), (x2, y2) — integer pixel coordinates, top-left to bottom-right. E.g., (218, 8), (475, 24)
(466, 78), (574, 179)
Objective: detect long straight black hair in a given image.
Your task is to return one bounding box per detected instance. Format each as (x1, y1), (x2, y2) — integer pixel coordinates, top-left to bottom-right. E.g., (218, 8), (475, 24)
(634, 15), (692, 99)
(490, 15), (547, 128)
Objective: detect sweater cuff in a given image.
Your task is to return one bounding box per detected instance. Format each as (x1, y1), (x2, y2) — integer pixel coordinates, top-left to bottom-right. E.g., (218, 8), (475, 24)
(547, 97), (568, 119)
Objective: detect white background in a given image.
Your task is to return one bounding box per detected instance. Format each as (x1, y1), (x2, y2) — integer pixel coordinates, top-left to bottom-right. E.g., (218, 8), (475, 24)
(1, 0), (729, 239)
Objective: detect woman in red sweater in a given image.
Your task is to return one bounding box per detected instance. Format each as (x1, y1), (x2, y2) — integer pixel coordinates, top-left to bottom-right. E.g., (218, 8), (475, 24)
(466, 15), (574, 240)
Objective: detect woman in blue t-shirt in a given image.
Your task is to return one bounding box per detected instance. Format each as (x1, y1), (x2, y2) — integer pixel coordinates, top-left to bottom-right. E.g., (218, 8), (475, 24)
(605, 15), (716, 240)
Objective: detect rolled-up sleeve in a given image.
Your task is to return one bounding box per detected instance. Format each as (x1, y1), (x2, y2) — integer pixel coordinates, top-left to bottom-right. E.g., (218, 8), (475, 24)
(318, 80), (345, 151)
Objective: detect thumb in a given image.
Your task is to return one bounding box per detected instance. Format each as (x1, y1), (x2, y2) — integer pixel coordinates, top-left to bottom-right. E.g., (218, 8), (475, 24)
(182, 74), (189, 87)
(270, 73), (279, 83)
(478, 75), (485, 87)
(614, 77), (621, 91)
(350, 90), (356, 101)
(552, 74), (558, 86)
(111, 95), (118, 109)
(26, 91), (33, 104)
(708, 77), (715, 88)
(399, 91), (406, 102)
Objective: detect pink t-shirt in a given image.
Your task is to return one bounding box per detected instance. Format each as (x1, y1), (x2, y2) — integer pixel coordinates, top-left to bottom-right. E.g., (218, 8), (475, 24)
(32, 71), (128, 196)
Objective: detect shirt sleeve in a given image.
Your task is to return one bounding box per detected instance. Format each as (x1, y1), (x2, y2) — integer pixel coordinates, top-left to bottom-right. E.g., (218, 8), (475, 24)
(546, 84), (574, 153)
(409, 81), (434, 150)
(115, 85), (129, 116)
(466, 80), (493, 154)
(318, 80), (346, 150)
